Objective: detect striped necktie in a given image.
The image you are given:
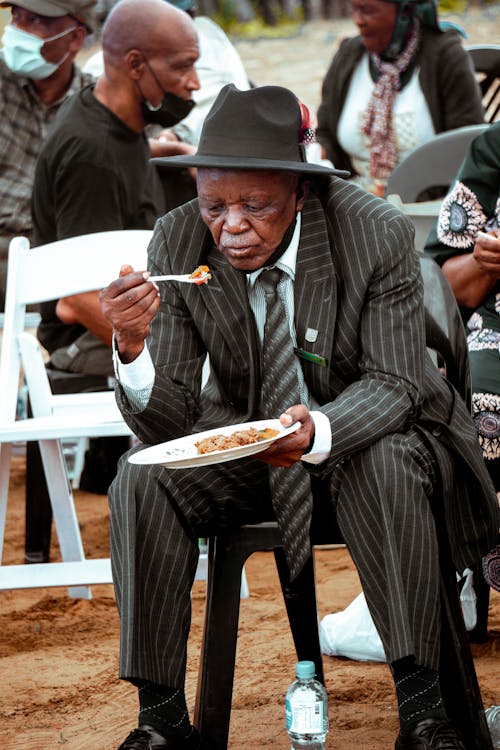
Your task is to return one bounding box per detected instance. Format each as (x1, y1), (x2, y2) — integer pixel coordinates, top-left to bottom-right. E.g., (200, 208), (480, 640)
(259, 267), (313, 580)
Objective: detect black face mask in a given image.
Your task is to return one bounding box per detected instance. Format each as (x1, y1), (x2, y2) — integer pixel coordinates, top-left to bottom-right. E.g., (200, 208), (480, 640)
(141, 91), (195, 128)
(139, 57), (195, 128)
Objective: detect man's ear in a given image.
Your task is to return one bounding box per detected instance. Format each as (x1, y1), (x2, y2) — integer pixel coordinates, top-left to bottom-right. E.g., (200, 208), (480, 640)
(68, 25), (87, 53)
(126, 49), (146, 79)
(296, 180), (311, 212)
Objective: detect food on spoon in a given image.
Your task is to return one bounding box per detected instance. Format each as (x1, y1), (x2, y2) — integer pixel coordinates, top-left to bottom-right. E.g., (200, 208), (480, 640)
(195, 426), (279, 454)
(189, 264), (212, 285)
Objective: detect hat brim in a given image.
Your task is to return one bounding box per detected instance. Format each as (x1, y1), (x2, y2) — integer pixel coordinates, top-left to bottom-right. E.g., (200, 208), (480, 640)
(0, 0), (94, 30)
(1, 0), (64, 15)
(151, 154), (350, 178)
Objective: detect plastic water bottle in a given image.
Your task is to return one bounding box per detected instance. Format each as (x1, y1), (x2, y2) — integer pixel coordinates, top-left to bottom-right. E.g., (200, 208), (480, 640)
(486, 706), (500, 749)
(286, 660), (329, 749)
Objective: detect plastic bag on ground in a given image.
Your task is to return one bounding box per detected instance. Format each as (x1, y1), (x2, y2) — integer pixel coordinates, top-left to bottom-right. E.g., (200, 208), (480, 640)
(320, 571), (478, 663)
(457, 567), (477, 632)
(319, 591), (386, 662)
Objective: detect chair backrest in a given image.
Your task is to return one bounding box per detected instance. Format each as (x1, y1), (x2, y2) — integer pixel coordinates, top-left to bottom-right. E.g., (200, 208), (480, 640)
(385, 124), (489, 202)
(419, 255), (470, 409)
(385, 195), (441, 254)
(0, 230), (152, 422)
(467, 44), (500, 124)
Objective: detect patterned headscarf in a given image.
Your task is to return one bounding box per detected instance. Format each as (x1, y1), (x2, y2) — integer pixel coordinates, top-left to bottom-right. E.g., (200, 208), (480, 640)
(361, 0), (466, 181)
(383, 0), (465, 60)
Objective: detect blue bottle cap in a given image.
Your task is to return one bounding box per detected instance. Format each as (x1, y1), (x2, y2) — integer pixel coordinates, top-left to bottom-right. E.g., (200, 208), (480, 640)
(296, 660), (315, 679)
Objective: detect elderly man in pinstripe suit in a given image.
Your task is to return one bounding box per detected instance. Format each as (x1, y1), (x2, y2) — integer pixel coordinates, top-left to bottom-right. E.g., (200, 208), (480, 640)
(100, 85), (498, 750)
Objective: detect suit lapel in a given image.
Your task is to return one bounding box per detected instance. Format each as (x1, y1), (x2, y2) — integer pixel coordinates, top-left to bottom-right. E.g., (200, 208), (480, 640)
(294, 194), (338, 403)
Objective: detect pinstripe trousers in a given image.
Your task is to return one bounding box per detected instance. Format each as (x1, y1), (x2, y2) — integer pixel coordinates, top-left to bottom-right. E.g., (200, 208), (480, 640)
(109, 426), (454, 688)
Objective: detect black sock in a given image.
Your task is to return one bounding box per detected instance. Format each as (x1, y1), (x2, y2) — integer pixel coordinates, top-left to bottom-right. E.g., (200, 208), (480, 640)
(391, 656), (447, 732)
(137, 682), (191, 740)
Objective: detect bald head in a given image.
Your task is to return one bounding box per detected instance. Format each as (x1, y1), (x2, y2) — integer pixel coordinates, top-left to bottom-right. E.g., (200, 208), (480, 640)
(93, 0), (199, 133)
(102, 0), (196, 65)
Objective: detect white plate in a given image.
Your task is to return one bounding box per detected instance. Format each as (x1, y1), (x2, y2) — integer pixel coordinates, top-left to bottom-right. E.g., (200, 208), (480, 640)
(128, 419), (300, 469)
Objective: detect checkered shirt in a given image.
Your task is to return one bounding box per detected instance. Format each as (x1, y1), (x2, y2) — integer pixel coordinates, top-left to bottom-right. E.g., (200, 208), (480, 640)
(0, 56), (94, 250)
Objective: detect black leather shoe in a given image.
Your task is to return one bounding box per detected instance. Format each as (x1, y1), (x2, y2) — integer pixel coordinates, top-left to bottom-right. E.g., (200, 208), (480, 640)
(118, 724), (201, 750)
(395, 718), (466, 749)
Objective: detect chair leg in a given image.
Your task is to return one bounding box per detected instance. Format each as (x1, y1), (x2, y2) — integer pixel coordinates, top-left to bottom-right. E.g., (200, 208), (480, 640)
(194, 524), (323, 749)
(25, 398), (53, 563)
(194, 535), (250, 750)
(37, 438), (91, 599)
(0, 443), (13, 562)
(25, 440), (52, 563)
(194, 524), (283, 750)
(274, 547), (324, 684)
(438, 546), (493, 749)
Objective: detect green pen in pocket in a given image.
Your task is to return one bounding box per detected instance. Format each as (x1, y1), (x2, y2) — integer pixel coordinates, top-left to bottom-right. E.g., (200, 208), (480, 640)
(294, 348), (328, 367)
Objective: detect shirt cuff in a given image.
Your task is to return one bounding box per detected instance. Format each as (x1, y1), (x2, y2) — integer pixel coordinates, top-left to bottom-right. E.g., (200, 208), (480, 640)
(301, 410), (332, 465)
(112, 336), (155, 411)
(112, 337), (154, 388)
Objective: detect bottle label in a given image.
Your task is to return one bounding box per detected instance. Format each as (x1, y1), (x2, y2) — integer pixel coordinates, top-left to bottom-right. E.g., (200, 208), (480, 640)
(286, 693), (325, 734)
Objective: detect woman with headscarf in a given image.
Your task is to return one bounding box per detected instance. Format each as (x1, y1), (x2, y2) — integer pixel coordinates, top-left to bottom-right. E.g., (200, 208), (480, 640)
(425, 121), (500, 623)
(425, 122), (500, 497)
(316, 0), (484, 196)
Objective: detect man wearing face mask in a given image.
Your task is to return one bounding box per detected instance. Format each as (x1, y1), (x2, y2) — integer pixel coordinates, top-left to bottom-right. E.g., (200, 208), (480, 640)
(31, 0), (199, 385)
(27, 0), (199, 502)
(0, 0), (96, 311)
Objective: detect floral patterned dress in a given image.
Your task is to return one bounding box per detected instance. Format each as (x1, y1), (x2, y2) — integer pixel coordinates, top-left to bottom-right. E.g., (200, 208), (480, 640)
(425, 122), (500, 490)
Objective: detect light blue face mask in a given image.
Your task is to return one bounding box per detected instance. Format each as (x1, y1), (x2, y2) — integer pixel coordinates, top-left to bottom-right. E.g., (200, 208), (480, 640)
(1, 23), (76, 80)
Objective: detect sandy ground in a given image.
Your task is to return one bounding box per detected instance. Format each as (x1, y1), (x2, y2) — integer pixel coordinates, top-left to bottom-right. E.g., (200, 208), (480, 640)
(0, 455), (498, 750)
(1, 8), (499, 749)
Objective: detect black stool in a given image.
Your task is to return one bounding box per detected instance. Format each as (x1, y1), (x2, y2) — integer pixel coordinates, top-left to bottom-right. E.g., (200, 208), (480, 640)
(193, 521), (493, 750)
(193, 522), (323, 750)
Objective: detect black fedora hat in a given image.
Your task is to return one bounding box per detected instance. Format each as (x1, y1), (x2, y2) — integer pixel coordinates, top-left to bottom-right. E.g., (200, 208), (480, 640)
(151, 84), (350, 177)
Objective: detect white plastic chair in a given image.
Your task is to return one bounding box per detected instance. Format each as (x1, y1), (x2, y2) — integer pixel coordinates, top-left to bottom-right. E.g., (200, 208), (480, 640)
(384, 124), (489, 252)
(385, 124), (489, 203)
(0, 230), (246, 600)
(0, 231), (153, 598)
(385, 195), (441, 254)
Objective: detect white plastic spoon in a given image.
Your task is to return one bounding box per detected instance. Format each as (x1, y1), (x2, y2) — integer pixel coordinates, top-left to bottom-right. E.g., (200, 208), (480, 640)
(147, 271), (210, 284)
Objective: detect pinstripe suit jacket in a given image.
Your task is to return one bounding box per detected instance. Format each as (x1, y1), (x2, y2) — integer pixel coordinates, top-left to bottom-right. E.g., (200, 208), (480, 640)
(116, 176), (498, 572)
